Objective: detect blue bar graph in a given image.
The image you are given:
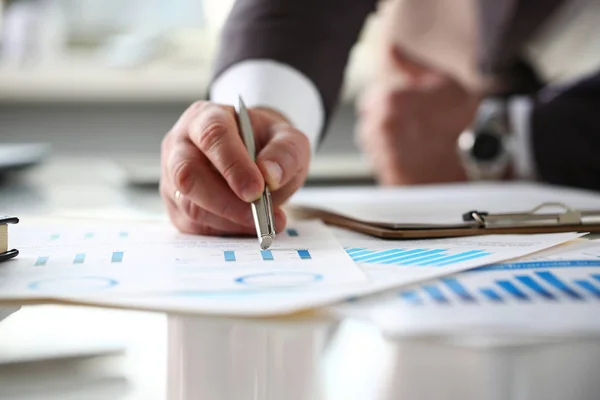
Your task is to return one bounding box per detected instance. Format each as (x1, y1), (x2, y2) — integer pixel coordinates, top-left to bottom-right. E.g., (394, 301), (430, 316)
(422, 285), (449, 304)
(399, 291), (422, 305)
(287, 228), (299, 237)
(261, 250), (274, 261)
(119, 232), (128, 238)
(382, 249), (443, 265)
(476, 260), (600, 271)
(345, 247), (491, 267)
(515, 275), (556, 300)
(536, 271), (583, 300)
(84, 232), (94, 239)
(50, 234), (60, 240)
(574, 280), (600, 299)
(412, 251), (464, 266)
(345, 248), (365, 254)
(35, 256), (49, 266)
(111, 251), (124, 263)
(73, 253), (86, 264)
(351, 249), (407, 263)
(442, 278), (476, 302)
(345, 248), (375, 258)
(224, 251), (236, 262)
(480, 288), (503, 302)
(430, 250), (489, 266)
(496, 280), (530, 301)
(391, 249), (449, 265)
(393, 270), (600, 308)
(297, 250), (312, 260)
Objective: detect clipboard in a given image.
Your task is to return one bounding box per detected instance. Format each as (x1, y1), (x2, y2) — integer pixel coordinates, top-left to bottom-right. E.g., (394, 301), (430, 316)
(287, 202), (600, 239)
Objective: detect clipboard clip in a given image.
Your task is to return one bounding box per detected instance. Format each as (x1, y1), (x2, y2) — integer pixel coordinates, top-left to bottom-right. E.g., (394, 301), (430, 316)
(462, 202), (600, 228)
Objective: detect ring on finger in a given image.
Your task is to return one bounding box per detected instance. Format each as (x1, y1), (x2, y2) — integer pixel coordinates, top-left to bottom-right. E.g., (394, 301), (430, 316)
(174, 190), (183, 202)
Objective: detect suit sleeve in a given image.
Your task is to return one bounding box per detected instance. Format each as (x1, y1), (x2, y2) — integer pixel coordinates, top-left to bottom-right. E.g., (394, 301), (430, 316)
(531, 70), (600, 190)
(211, 0), (377, 133)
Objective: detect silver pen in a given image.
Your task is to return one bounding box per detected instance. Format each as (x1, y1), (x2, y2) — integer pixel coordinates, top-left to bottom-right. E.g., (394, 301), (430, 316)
(235, 96), (276, 249)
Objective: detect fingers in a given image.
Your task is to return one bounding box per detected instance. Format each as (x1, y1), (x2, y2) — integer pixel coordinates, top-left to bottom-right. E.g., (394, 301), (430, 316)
(161, 101), (300, 237)
(255, 124), (311, 191)
(164, 139), (255, 226)
(186, 103), (265, 203)
(161, 180), (287, 236)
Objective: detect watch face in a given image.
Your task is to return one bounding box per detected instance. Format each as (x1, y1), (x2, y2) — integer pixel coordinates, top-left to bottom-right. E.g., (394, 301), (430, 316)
(471, 130), (503, 161)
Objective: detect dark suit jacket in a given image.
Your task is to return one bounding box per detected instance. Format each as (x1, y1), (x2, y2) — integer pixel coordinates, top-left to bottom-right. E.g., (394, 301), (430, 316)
(213, 0), (600, 191)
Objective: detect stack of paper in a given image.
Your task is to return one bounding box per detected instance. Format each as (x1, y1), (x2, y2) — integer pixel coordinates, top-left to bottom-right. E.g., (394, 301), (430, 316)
(0, 216), (582, 317)
(333, 238), (600, 336)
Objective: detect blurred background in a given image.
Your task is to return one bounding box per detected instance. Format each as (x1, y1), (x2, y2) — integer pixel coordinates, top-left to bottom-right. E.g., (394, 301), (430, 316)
(0, 0), (380, 185)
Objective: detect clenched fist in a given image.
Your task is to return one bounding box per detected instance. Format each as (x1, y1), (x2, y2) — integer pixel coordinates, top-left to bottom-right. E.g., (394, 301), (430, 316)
(356, 47), (481, 185)
(160, 101), (310, 236)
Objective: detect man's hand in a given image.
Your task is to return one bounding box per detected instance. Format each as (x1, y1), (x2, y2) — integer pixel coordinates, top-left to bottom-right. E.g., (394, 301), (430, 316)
(356, 47), (480, 185)
(160, 101), (310, 235)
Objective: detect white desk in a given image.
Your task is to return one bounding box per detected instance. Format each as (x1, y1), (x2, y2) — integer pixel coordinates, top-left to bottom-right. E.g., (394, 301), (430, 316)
(0, 157), (599, 399)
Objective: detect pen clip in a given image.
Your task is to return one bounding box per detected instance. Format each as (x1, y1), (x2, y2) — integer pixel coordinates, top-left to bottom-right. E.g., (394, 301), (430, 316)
(462, 202), (590, 228)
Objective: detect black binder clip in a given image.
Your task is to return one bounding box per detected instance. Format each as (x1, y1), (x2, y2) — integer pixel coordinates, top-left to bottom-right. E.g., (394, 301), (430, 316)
(0, 216), (19, 262)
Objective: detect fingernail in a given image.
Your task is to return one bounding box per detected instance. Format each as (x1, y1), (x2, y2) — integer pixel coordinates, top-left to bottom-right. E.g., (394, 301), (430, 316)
(264, 161), (283, 188)
(241, 182), (261, 202)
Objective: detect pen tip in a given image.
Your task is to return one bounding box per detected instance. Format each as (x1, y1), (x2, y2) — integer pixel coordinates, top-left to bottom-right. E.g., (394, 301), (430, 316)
(259, 236), (272, 250)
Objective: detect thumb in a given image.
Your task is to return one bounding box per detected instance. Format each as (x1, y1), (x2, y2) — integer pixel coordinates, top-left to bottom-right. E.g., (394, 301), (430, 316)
(256, 124), (311, 191)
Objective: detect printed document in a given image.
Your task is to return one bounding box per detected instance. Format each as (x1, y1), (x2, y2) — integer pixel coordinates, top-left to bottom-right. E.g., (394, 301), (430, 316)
(0, 218), (582, 316)
(336, 239), (600, 336)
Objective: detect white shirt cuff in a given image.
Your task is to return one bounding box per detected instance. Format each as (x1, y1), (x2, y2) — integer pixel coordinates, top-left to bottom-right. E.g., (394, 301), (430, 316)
(209, 59), (325, 153)
(509, 97), (537, 180)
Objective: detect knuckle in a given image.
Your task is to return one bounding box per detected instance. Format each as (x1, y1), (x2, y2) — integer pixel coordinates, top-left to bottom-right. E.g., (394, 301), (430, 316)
(171, 158), (195, 194)
(196, 119), (229, 155)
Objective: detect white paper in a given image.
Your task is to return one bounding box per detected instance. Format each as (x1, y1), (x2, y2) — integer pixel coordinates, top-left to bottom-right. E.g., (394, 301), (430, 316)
(0, 218), (582, 316)
(330, 226), (584, 296)
(338, 239), (600, 336)
(0, 219), (366, 298)
(57, 228), (580, 316)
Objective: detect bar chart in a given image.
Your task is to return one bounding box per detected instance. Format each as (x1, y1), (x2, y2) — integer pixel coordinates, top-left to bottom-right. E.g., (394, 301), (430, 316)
(34, 251), (125, 266)
(345, 247), (491, 267)
(222, 249), (312, 262)
(397, 270), (600, 306)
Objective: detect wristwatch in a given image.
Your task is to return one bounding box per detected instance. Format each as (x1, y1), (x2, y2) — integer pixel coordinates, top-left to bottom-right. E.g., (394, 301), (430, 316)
(457, 97), (514, 180)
